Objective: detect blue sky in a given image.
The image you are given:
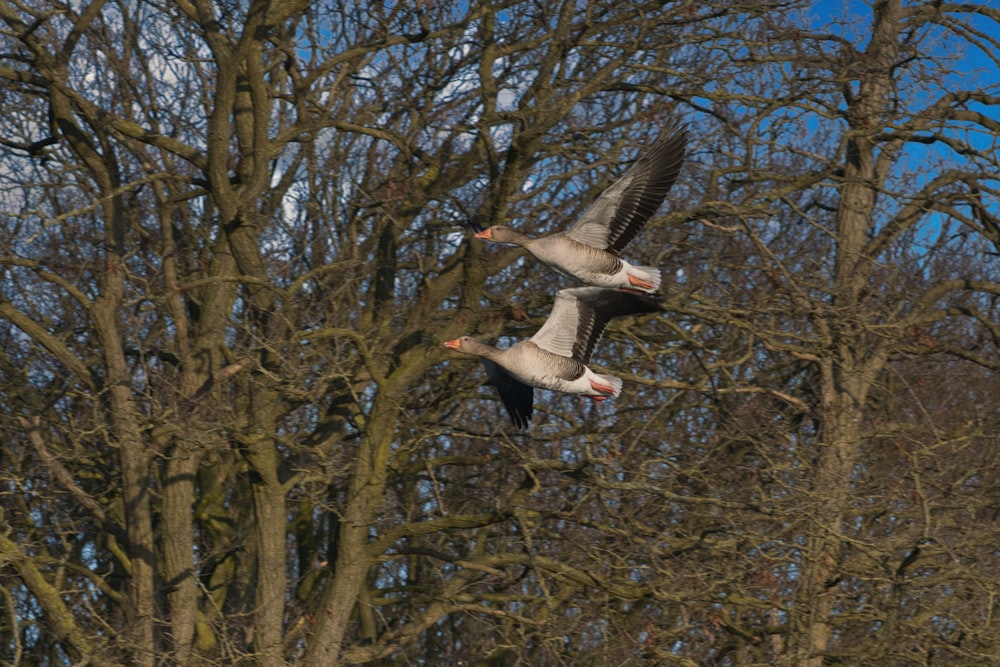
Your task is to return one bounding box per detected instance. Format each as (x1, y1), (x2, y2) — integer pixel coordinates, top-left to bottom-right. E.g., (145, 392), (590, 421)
(807, 0), (1000, 95)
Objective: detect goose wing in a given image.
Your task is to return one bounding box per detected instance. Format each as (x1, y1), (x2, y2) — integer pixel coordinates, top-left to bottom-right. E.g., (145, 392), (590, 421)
(482, 359), (534, 430)
(530, 287), (663, 363)
(566, 117), (687, 253)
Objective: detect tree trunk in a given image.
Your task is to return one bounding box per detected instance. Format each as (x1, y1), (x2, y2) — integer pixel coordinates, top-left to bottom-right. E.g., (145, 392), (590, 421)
(796, 3), (902, 663)
(160, 446), (200, 663)
(246, 436), (288, 667)
(92, 255), (156, 667)
(795, 379), (867, 665)
(302, 392), (401, 665)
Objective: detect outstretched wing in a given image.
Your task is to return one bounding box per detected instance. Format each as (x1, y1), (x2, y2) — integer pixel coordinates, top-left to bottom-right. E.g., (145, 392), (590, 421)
(566, 117), (688, 253)
(530, 287), (663, 363)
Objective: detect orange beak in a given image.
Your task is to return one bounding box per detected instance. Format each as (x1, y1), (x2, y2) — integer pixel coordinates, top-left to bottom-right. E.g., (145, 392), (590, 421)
(474, 229), (493, 240)
(444, 339), (462, 350)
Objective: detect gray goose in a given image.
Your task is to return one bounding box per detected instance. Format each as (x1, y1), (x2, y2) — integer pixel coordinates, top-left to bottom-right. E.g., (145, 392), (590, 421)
(475, 117), (687, 294)
(444, 287), (662, 429)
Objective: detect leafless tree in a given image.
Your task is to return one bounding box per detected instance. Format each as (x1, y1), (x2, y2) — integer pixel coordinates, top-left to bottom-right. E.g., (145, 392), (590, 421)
(0, 0), (997, 665)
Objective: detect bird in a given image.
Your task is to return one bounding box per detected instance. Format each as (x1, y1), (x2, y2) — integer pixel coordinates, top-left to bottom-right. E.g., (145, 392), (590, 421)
(474, 117), (687, 294)
(444, 287), (662, 429)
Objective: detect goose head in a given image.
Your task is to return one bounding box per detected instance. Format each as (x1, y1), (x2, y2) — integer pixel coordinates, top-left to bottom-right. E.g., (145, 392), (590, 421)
(474, 226), (530, 245)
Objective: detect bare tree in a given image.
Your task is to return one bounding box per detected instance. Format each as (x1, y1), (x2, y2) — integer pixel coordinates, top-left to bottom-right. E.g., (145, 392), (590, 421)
(653, 1), (1000, 664)
(0, 0), (997, 665)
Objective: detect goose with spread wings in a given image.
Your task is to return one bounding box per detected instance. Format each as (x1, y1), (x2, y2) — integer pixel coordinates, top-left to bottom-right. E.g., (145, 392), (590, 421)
(444, 287), (662, 429)
(474, 117), (687, 293)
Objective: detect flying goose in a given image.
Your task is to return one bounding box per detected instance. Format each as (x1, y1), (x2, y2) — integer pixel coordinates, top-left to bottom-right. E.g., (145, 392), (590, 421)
(444, 287), (662, 428)
(475, 117), (687, 293)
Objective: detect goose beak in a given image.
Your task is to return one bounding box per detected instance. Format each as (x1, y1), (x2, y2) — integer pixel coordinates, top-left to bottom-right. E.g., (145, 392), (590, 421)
(444, 338), (462, 350)
(474, 229), (493, 240)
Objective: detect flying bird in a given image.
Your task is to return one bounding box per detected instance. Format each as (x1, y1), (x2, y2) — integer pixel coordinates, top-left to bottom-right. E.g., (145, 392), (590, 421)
(475, 117), (687, 293)
(444, 287), (662, 429)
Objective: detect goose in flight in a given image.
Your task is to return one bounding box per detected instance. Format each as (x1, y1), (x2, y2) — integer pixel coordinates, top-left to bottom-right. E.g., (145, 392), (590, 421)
(444, 287), (662, 428)
(475, 118), (687, 293)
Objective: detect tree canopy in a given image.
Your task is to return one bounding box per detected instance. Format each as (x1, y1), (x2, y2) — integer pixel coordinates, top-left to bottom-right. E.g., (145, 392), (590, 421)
(1, 0), (999, 664)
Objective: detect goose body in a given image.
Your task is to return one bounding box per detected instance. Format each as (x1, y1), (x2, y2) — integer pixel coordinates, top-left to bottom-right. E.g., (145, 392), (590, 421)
(444, 287), (662, 429)
(475, 117), (687, 293)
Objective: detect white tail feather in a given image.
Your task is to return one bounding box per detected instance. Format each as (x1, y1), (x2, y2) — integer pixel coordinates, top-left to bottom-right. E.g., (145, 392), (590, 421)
(593, 373), (623, 398)
(632, 265), (662, 292)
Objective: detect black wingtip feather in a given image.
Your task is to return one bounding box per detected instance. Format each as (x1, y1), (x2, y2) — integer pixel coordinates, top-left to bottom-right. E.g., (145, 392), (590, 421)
(481, 359), (534, 430)
(502, 391), (533, 430)
(606, 117), (689, 254)
(554, 287), (663, 364)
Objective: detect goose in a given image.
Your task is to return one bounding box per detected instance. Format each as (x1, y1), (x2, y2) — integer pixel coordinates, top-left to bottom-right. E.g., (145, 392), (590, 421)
(475, 117), (687, 293)
(444, 287), (662, 429)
